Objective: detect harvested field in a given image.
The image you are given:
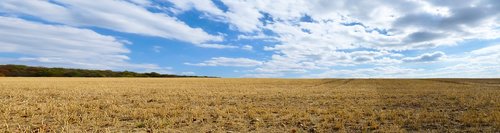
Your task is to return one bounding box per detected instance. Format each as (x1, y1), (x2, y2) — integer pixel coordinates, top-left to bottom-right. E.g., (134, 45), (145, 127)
(0, 78), (499, 132)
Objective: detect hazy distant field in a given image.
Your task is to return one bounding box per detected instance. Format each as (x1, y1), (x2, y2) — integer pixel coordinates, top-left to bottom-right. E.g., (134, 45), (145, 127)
(0, 78), (499, 132)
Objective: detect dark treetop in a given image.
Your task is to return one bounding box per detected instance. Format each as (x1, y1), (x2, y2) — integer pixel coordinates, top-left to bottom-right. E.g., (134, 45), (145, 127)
(0, 64), (215, 78)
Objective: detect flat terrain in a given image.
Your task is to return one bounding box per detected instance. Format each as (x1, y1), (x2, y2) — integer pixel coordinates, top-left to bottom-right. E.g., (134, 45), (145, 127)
(0, 78), (499, 132)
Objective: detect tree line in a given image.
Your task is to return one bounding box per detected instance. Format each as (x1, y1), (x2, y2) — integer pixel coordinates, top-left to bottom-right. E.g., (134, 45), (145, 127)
(0, 64), (214, 78)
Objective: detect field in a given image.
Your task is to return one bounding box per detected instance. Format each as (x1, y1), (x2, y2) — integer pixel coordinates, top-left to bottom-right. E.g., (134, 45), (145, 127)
(0, 78), (499, 132)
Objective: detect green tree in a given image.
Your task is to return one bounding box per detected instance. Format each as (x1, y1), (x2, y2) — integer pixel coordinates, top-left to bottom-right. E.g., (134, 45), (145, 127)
(0, 64), (211, 78)
(146, 72), (161, 77)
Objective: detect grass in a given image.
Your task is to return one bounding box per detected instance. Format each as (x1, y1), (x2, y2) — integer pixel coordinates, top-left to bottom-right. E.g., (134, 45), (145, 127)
(0, 78), (499, 132)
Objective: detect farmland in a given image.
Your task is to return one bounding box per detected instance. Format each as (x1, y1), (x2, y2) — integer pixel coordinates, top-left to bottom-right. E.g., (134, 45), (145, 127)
(0, 78), (499, 132)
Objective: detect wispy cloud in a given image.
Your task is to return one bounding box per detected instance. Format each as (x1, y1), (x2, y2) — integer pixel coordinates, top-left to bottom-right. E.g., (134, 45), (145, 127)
(0, 16), (167, 72)
(0, 0), (222, 44)
(185, 57), (262, 67)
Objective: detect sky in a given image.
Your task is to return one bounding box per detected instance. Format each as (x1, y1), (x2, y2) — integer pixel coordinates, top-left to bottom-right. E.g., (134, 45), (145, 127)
(0, 0), (499, 78)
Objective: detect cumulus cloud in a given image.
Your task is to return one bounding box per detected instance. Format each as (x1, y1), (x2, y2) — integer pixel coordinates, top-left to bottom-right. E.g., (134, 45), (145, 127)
(1, 0), (499, 77)
(0, 0), (222, 45)
(404, 31), (447, 43)
(185, 57), (262, 67)
(187, 0), (498, 77)
(167, 0), (267, 32)
(0, 16), (169, 72)
(403, 51), (446, 63)
(250, 50), (403, 76)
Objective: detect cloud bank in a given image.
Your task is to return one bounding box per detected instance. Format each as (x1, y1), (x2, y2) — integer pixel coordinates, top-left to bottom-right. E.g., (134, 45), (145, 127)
(0, 0), (499, 77)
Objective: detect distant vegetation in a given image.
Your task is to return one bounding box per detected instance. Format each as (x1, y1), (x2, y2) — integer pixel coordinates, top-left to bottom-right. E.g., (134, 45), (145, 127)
(0, 64), (213, 78)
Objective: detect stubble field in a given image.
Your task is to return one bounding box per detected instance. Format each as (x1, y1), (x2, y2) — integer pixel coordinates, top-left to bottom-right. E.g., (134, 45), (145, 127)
(0, 78), (499, 132)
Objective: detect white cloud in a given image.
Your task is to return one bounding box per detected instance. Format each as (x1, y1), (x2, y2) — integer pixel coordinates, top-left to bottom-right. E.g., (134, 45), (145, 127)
(237, 33), (277, 40)
(307, 66), (423, 78)
(402, 51), (446, 63)
(399, 44), (500, 78)
(242, 73), (284, 78)
(195, 43), (256, 50)
(0, 0), (222, 45)
(2, 0), (499, 78)
(252, 50), (404, 75)
(198, 0), (500, 77)
(471, 44), (500, 56)
(185, 57), (262, 67)
(464, 44), (500, 65)
(167, 0), (224, 17)
(196, 43), (239, 49)
(180, 71), (196, 76)
(241, 45), (253, 51)
(390, 44), (500, 78)
(220, 0), (263, 32)
(129, 0), (500, 77)
(168, 0), (265, 32)
(127, 0), (152, 6)
(251, 55), (325, 74)
(0, 16), (169, 72)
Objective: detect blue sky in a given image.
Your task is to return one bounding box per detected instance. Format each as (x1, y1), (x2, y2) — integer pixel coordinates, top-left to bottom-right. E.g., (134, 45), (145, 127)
(0, 0), (499, 78)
